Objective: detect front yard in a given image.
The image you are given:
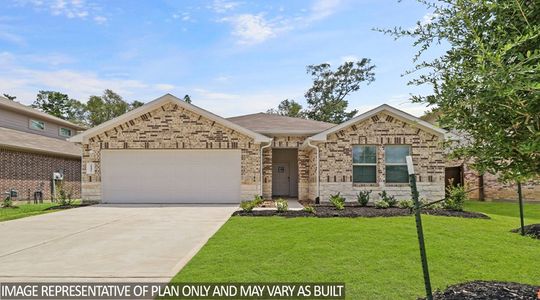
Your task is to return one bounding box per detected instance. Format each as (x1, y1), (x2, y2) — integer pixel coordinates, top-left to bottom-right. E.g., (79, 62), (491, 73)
(0, 201), (82, 222)
(172, 201), (540, 299)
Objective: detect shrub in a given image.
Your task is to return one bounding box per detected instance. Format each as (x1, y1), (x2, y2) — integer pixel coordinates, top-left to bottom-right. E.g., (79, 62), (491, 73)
(356, 190), (371, 207)
(240, 200), (256, 212)
(421, 198), (443, 209)
(275, 198), (288, 212)
(303, 205), (316, 214)
(398, 199), (414, 209)
(374, 199), (390, 209)
(329, 192), (346, 210)
(252, 195), (264, 206)
(2, 196), (14, 208)
(378, 190), (397, 207)
(444, 184), (468, 211)
(58, 188), (73, 206)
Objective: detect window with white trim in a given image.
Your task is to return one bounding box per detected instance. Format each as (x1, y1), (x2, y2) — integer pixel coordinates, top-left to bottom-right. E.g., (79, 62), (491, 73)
(385, 145), (411, 183)
(352, 145), (377, 183)
(29, 119), (45, 131)
(59, 127), (72, 137)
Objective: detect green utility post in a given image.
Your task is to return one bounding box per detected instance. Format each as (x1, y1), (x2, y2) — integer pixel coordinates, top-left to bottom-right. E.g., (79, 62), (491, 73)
(406, 156), (433, 300)
(518, 182), (525, 236)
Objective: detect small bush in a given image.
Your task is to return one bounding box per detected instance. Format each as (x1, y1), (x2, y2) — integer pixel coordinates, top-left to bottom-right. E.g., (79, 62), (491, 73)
(275, 198), (288, 212)
(58, 189), (73, 206)
(252, 195), (264, 206)
(444, 184), (468, 211)
(303, 205), (316, 214)
(398, 199), (414, 209)
(356, 190), (371, 207)
(378, 190), (397, 207)
(374, 199), (390, 209)
(329, 192), (346, 210)
(421, 198), (443, 209)
(2, 196), (14, 208)
(240, 200), (256, 212)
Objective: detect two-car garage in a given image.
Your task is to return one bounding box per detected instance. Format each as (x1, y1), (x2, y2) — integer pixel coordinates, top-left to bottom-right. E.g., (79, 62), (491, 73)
(100, 149), (241, 204)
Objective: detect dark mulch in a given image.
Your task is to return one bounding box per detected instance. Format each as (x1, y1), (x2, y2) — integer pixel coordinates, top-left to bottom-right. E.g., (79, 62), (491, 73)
(511, 223), (540, 239)
(424, 281), (540, 300)
(45, 203), (92, 210)
(233, 204), (489, 219)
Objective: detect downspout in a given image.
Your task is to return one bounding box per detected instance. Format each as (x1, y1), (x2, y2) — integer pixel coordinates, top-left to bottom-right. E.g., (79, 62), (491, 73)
(306, 138), (320, 201)
(260, 141), (272, 197)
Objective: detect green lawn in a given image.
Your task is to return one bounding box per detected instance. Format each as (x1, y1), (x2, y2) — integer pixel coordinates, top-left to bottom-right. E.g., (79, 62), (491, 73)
(0, 201), (81, 222)
(172, 201), (540, 299)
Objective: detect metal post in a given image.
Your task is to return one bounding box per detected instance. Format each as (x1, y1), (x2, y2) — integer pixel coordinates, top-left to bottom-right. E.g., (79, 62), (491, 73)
(517, 181), (525, 236)
(407, 156), (433, 300)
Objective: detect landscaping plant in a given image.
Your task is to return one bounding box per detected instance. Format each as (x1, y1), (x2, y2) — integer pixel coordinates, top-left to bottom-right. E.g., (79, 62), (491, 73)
(356, 190), (371, 207)
(275, 198), (288, 212)
(2, 196), (14, 208)
(329, 192), (346, 210)
(378, 190), (397, 207)
(303, 205), (316, 214)
(398, 199), (414, 209)
(252, 195), (264, 206)
(444, 184), (468, 211)
(240, 201), (256, 212)
(374, 199), (390, 209)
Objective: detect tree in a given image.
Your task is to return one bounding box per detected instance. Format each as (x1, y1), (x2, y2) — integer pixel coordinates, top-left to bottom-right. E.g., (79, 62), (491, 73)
(32, 91), (73, 119)
(382, 0), (540, 234)
(183, 94), (192, 104)
(304, 60), (375, 123)
(130, 100), (145, 109)
(86, 89), (130, 126)
(2, 93), (16, 101)
(266, 99), (305, 118)
(65, 99), (88, 126)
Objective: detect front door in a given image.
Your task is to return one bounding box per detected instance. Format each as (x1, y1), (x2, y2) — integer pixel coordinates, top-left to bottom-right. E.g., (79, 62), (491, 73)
(272, 163), (290, 196)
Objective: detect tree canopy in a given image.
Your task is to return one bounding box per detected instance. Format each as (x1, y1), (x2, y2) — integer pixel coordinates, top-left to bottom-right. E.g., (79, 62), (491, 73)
(2, 93), (16, 101)
(266, 99), (305, 118)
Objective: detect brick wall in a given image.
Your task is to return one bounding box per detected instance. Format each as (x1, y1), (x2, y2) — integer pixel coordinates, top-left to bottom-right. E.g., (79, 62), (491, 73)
(315, 112), (445, 202)
(81, 102), (261, 202)
(0, 148), (81, 200)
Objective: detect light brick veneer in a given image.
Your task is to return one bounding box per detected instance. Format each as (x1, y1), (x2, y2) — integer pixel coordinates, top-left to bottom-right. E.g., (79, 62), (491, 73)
(81, 102), (261, 203)
(314, 112), (445, 202)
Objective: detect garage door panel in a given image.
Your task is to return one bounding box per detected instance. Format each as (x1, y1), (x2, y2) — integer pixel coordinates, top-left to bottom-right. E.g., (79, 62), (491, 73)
(101, 150), (241, 203)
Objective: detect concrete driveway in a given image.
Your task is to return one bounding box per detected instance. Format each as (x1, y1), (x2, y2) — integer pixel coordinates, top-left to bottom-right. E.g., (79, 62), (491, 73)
(0, 204), (236, 282)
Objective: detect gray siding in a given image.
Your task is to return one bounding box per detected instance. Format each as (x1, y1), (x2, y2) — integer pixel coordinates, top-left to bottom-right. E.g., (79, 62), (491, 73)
(0, 108), (79, 139)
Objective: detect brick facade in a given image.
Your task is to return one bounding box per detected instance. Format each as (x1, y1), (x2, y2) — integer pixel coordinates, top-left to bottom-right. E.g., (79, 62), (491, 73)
(0, 148), (81, 201)
(314, 112), (445, 202)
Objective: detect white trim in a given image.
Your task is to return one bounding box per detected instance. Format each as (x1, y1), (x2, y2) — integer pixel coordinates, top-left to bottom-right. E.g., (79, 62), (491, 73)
(309, 104), (446, 141)
(69, 94), (272, 143)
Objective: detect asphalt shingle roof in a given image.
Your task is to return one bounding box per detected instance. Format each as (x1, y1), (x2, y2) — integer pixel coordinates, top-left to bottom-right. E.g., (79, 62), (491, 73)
(0, 127), (81, 157)
(227, 113), (335, 135)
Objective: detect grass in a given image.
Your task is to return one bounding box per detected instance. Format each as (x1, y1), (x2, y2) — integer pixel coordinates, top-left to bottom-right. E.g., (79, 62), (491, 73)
(172, 201), (540, 299)
(0, 201), (81, 222)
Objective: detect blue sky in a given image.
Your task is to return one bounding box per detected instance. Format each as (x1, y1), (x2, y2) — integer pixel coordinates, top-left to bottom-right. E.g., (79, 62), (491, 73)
(0, 0), (440, 117)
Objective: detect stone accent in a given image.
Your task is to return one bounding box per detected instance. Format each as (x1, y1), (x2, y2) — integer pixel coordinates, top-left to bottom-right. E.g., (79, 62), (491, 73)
(81, 102), (260, 203)
(0, 148), (81, 200)
(315, 112), (445, 202)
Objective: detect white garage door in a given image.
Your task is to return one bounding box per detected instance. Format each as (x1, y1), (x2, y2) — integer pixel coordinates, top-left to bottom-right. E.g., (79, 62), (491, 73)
(101, 150), (241, 204)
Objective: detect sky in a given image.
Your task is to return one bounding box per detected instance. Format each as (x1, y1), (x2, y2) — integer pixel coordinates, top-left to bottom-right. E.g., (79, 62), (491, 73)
(0, 0), (441, 117)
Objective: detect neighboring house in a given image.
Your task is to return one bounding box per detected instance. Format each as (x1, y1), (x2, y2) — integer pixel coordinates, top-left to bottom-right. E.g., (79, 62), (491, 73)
(0, 96), (84, 201)
(70, 94), (446, 204)
(422, 110), (540, 201)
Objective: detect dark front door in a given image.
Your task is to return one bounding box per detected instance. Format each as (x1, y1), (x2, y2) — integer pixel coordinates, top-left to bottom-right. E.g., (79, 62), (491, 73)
(445, 166), (463, 195)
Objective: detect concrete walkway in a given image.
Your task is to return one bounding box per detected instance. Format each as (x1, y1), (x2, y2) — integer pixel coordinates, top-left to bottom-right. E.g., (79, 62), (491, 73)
(0, 204), (236, 282)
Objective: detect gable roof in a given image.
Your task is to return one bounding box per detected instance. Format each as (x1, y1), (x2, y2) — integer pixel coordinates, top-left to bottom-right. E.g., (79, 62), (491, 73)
(0, 96), (86, 130)
(0, 127), (81, 158)
(227, 113), (335, 135)
(69, 94), (272, 143)
(308, 104), (447, 142)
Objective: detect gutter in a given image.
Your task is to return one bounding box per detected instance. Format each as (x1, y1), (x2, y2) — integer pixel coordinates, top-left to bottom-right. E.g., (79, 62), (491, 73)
(305, 138), (320, 201)
(259, 141), (272, 197)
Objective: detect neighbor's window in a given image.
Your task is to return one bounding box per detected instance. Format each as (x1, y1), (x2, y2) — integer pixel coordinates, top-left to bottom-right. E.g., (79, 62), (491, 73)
(29, 119), (45, 131)
(59, 127), (72, 137)
(352, 145), (377, 183)
(385, 145), (411, 183)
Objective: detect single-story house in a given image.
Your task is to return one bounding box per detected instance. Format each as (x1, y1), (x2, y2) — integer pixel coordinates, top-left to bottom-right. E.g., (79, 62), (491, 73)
(0, 96), (84, 201)
(70, 94), (446, 204)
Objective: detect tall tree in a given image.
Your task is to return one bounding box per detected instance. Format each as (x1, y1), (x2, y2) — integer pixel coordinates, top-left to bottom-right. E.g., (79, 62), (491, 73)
(65, 99), (88, 126)
(382, 0), (540, 233)
(32, 91), (73, 119)
(304, 60), (375, 123)
(86, 89), (130, 126)
(2, 93), (16, 101)
(183, 94), (192, 104)
(130, 100), (145, 109)
(267, 99), (305, 118)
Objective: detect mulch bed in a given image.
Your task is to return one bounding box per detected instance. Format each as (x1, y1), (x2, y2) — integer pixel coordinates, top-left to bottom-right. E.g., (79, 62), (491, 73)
(511, 223), (540, 239)
(45, 203), (92, 210)
(425, 281), (540, 300)
(233, 204), (489, 219)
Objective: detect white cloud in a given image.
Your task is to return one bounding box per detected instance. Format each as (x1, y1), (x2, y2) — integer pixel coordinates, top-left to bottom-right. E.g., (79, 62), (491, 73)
(341, 55), (359, 63)
(221, 14), (276, 45)
(353, 95), (429, 117)
(209, 0), (241, 13)
(420, 12), (438, 26)
(308, 0), (343, 21)
(93, 15), (107, 24)
(154, 83), (175, 91)
(17, 0), (107, 24)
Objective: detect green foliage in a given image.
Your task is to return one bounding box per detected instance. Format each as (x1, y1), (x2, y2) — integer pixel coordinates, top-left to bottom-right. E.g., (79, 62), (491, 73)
(267, 99), (305, 118)
(57, 183), (73, 206)
(380, 0), (540, 182)
(2, 93), (16, 101)
(87, 89), (129, 126)
(183, 94), (192, 104)
(240, 201), (256, 212)
(252, 195), (263, 206)
(304, 60), (375, 123)
(329, 192), (346, 210)
(374, 199), (390, 209)
(378, 190), (397, 207)
(303, 205), (316, 214)
(356, 190), (372, 206)
(275, 198), (288, 212)
(32, 91), (83, 121)
(421, 198), (443, 210)
(2, 196), (14, 208)
(398, 199), (414, 209)
(444, 184), (469, 211)
(130, 100), (145, 109)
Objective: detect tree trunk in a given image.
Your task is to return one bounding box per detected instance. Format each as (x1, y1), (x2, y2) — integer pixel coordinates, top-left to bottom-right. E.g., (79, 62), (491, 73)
(517, 181), (525, 236)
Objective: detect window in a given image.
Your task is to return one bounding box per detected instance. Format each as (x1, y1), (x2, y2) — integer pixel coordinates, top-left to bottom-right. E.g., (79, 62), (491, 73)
(352, 145), (377, 183)
(29, 119), (45, 131)
(385, 145), (411, 183)
(59, 127), (72, 137)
